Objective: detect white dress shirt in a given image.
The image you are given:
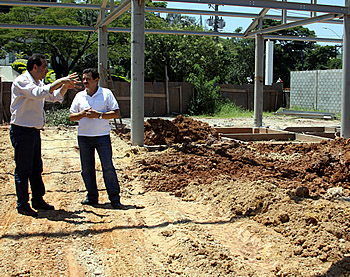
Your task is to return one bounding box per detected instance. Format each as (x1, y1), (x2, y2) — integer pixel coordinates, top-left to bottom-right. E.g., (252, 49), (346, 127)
(10, 70), (64, 129)
(70, 87), (119, 137)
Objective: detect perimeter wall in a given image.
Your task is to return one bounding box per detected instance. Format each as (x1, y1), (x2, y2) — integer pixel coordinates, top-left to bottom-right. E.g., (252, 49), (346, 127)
(1, 80), (285, 122)
(290, 69), (342, 113)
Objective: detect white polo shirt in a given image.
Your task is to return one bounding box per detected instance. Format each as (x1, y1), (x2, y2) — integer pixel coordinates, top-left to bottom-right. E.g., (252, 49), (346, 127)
(70, 86), (119, 136)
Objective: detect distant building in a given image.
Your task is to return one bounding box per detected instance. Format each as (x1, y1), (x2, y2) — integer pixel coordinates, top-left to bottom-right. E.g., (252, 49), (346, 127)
(0, 53), (16, 66)
(0, 66), (20, 82)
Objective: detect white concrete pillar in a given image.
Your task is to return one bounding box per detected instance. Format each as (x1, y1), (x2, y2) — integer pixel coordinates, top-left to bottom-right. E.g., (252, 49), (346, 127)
(265, 40), (274, 85)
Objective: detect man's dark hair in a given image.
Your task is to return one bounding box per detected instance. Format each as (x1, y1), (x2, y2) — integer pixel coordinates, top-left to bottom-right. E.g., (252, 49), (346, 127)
(83, 68), (99, 80)
(27, 53), (47, 72)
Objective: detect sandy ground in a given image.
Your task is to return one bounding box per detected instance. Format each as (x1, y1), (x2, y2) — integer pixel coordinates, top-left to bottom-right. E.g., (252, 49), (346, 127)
(0, 115), (349, 277)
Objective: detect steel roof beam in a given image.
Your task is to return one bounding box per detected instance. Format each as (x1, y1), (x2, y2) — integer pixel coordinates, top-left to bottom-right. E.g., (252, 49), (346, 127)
(0, 1), (344, 25)
(0, 0), (100, 9)
(244, 13), (341, 38)
(96, 0), (109, 27)
(164, 0), (348, 14)
(98, 0), (131, 28)
(0, 23), (342, 43)
(1, 0), (347, 14)
(244, 8), (270, 36)
(0, 23), (95, 32)
(146, 7), (343, 25)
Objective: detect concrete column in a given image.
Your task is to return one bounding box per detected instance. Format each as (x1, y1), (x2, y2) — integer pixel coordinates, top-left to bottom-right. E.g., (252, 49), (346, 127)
(98, 9), (108, 87)
(254, 34), (264, 127)
(131, 0), (145, 146)
(341, 1), (350, 138)
(265, 40), (274, 85)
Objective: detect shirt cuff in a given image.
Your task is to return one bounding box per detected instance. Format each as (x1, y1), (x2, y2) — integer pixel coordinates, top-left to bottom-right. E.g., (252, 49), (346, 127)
(52, 88), (64, 103)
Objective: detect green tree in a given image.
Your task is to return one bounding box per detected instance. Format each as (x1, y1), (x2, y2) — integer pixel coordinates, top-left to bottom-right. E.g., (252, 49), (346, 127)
(221, 29), (255, 85)
(0, 3), (98, 77)
(187, 64), (221, 115)
(144, 13), (228, 83)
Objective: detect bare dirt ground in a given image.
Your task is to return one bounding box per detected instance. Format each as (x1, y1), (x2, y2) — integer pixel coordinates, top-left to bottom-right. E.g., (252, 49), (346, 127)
(0, 115), (349, 277)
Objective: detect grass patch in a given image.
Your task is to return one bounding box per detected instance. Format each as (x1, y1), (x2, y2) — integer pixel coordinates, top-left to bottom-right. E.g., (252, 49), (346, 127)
(45, 108), (77, 127)
(194, 102), (253, 118)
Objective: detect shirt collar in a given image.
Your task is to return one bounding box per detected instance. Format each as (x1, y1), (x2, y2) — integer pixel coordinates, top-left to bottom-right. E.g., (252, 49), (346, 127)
(85, 86), (102, 97)
(24, 70), (42, 86)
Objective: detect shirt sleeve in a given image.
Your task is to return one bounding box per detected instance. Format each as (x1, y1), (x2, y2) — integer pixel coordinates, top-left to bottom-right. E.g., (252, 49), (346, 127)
(44, 88), (64, 103)
(14, 78), (51, 100)
(107, 90), (119, 111)
(70, 92), (80, 113)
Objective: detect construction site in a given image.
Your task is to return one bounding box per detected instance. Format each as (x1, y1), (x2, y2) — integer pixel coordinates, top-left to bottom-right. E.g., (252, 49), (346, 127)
(0, 0), (350, 276)
(0, 114), (349, 276)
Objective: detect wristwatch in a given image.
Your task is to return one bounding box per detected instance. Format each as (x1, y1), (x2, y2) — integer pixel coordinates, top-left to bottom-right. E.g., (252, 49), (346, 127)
(99, 112), (103, 119)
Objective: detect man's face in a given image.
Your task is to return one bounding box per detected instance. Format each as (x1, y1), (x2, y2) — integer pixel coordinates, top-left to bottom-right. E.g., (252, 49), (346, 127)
(82, 72), (99, 92)
(34, 59), (49, 80)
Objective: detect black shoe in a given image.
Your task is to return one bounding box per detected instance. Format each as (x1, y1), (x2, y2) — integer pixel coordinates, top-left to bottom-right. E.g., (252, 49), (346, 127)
(81, 199), (98, 206)
(32, 199), (55, 210)
(111, 202), (127, 210)
(17, 205), (38, 217)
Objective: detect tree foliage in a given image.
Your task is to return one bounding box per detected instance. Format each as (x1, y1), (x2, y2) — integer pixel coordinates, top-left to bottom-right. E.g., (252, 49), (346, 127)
(187, 64), (221, 115)
(0, 5), (342, 91)
(0, 2), (98, 77)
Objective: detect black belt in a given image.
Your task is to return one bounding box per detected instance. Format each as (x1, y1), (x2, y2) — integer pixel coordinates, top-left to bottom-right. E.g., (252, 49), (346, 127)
(11, 124), (41, 132)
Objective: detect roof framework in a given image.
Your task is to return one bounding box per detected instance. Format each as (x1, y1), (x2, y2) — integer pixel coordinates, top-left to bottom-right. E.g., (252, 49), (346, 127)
(0, 0), (345, 42)
(0, 0), (349, 144)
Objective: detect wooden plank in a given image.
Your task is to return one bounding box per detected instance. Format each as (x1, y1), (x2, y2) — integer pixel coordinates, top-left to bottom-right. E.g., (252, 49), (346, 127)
(295, 133), (331, 142)
(220, 88), (249, 93)
(222, 133), (295, 141)
(284, 126), (327, 132)
(116, 93), (166, 101)
(144, 93), (166, 98)
(216, 127), (288, 135)
(215, 127), (253, 134)
(306, 132), (336, 139)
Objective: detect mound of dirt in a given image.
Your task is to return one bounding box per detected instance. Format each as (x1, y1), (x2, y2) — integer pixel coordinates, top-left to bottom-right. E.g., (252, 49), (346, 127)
(119, 115), (219, 145)
(127, 138), (350, 196)
(121, 134), (350, 275)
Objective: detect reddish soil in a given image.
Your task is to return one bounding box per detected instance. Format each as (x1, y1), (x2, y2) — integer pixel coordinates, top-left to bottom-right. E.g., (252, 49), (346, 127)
(0, 115), (349, 276)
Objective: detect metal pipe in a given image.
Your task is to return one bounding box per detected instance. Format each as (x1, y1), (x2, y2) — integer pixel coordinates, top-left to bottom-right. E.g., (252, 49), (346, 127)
(165, 0), (347, 14)
(341, 1), (350, 138)
(0, 24), (343, 43)
(245, 13), (340, 38)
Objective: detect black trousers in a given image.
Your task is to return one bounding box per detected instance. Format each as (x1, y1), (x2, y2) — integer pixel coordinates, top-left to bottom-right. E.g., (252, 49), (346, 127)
(10, 125), (45, 208)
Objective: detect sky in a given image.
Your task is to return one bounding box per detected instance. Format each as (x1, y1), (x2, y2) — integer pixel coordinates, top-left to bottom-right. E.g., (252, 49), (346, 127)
(160, 0), (345, 45)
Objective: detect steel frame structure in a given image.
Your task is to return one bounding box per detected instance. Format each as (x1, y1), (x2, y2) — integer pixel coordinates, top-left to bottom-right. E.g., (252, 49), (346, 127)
(0, 0), (349, 144)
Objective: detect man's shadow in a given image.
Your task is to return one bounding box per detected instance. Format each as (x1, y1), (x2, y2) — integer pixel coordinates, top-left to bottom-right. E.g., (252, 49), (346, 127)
(37, 209), (96, 225)
(92, 203), (145, 210)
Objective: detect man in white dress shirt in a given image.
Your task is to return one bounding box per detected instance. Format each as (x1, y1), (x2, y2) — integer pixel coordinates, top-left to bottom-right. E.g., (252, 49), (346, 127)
(10, 53), (79, 217)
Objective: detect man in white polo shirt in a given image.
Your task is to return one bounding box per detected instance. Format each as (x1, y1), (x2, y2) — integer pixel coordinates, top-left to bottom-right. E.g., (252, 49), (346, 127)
(69, 68), (124, 209)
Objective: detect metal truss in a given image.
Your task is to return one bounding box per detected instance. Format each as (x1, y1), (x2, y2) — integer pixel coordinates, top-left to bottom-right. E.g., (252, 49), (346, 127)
(0, 0), (347, 42)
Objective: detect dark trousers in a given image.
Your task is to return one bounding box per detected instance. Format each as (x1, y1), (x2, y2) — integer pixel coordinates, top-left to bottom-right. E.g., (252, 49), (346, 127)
(10, 125), (45, 208)
(78, 135), (120, 204)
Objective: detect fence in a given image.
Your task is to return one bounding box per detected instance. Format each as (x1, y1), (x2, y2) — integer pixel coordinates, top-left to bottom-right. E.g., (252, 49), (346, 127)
(0, 78), (11, 123)
(290, 69), (343, 113)
(1, 80), (285, 123)
(219, 83), (285, 112)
